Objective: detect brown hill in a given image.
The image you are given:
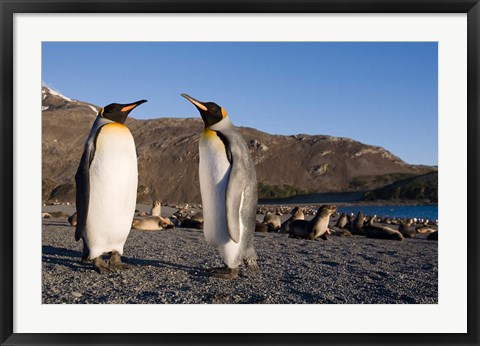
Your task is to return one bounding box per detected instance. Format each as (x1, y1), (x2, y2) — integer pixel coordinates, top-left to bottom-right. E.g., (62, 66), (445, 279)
(41, 86), (435, 204)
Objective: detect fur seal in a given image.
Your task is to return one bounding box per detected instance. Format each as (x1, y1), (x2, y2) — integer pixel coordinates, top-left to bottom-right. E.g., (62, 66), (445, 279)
(170, 215), (181, 227)
(137, 200), (161, 217)
(179, 211), (204, 229)
(416, 226), (437, 234)
(132, 215), (174, 231)
(68, 212), (78, 227)
(255, 221), (271, 233)
(180, 217), (204, 229)
(364, 218), (403, 241)
(263, 212), (281, 232)
(280, 207), (304, 234)
(173, 209), (188, 222)
(398, 219), (416, 238)
(44, 211), (70, 219)
(351, 211), (365, 236)
(335, 212), (348, 229)
(150, 200), (161, 216)
(427, 231), (438, 240)
(347, 213), (355, 223)
(191, 211), (204, 222)
(289, 205), (337, 240)
(331, 228), (352, 237)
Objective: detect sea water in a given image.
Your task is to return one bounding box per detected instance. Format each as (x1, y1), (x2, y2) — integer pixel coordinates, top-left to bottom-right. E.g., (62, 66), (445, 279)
(336, 205), (438, 220)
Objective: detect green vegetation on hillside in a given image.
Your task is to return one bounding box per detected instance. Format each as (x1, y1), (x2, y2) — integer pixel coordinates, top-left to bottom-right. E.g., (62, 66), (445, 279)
(362, 172), (438, 202)
(348, 173), (417, 190)
(258, 183), (306, 199)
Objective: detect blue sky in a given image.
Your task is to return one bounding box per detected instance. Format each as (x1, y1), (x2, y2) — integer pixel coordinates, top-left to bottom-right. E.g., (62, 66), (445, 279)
(42, 42), (438, 165)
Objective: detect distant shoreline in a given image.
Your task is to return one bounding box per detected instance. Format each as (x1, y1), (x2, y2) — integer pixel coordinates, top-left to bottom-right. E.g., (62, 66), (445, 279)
(259, 191), (436, 206)
(44, 199), (437, 208)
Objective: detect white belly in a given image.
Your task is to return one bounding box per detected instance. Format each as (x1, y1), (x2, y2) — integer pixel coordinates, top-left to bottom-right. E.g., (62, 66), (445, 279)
(86, 123), (138, 259)
(199, 130), (243, 268)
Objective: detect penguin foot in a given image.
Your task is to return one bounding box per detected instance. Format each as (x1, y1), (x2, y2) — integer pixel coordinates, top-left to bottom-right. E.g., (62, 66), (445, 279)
(93, 257), (116, 274)
(108, 251), (133, 271)
(207, 266), (239, 279)
(244, 259), (259, 271)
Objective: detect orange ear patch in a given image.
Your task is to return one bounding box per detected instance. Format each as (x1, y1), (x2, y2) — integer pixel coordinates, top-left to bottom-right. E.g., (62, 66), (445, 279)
(121, 104), (138, 112)
(221, 108), (227, 118)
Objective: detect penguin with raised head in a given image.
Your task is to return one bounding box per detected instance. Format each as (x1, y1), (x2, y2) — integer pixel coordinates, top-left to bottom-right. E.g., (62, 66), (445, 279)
(75, 100), (147, 273)
(181, 93), (259, 279)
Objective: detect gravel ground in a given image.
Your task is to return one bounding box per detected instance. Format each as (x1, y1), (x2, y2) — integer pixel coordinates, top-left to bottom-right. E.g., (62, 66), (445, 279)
(42, 206), (438, 304)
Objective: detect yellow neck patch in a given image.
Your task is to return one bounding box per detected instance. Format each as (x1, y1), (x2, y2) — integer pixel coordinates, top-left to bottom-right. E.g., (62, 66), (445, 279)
(202, 128), (216, 137)
(103, 122), (128, 131)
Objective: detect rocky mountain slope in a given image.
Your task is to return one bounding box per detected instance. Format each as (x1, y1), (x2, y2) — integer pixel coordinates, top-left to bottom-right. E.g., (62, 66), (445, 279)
(42, 86), (435, 203)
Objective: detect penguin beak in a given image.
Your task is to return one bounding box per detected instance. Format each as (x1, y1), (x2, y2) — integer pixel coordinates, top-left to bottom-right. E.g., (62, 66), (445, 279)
(181, 94), (208, 112)
(121, 99), (148, 113)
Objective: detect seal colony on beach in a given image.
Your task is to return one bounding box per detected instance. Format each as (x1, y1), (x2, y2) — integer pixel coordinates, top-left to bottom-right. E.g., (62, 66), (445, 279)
(288, 205), (337, 240)
(132, 200), (175, 231)
(280, 207), (304, 234)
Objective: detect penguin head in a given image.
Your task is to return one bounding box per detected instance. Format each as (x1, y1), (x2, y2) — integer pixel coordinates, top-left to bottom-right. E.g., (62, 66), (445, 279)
(99, 100), (147, 124)
(181, 94), (228, 128)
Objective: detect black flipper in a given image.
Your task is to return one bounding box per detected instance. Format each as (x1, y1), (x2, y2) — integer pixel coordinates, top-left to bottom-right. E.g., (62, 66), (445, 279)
(74, 117), (111, 241)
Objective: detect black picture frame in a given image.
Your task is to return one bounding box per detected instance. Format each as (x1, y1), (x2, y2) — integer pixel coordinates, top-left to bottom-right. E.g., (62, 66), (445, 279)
(1, 1), (479, 345)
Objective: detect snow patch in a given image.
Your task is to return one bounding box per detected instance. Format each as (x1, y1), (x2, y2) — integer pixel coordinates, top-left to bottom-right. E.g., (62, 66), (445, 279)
(88, 105), (98, 113)
(48, 88), (73, 102)
(42, 106), (49, 111)
(43, 94), (47, 100)
(44, 86), (75, 102)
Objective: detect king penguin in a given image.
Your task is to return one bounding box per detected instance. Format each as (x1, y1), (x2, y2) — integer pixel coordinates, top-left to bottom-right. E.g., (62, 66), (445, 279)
(181, 94), (259, 279)
(75, 100), (147, 273)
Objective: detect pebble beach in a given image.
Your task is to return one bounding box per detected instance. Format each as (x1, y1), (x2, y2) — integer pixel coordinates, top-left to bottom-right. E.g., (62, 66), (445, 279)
(42, 204), (438, 304)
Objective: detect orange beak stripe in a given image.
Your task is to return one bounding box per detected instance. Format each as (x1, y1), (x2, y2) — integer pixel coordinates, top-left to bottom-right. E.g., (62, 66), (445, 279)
(189, 99), (207, 111)
(182, 94), (208, 111)
(121, 104), (138, 112)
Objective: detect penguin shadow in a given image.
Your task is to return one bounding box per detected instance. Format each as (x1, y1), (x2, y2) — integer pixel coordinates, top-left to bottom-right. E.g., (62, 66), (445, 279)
(42, 245), (209, 280)
(358, 254), (378, 265)
(42, 221), (70, 227)
(121, 257), (210, 281)
(287, 287), (325, 304)
(42, 246), (86, 271)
